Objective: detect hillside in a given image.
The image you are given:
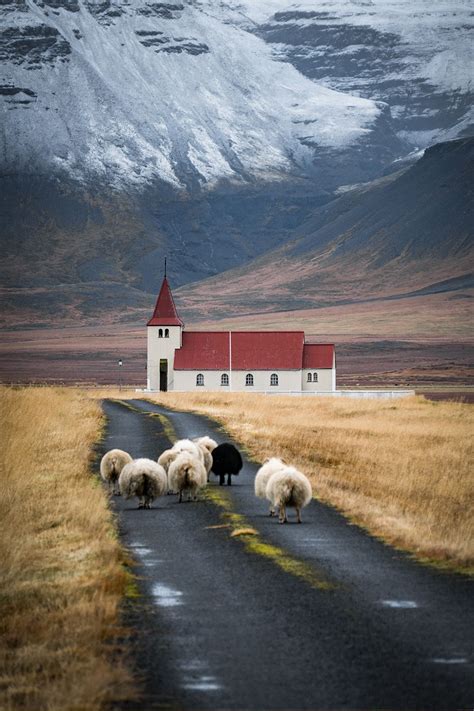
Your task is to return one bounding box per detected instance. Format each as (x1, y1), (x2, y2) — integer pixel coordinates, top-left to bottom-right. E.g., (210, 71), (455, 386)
(176, 137), (474, 323)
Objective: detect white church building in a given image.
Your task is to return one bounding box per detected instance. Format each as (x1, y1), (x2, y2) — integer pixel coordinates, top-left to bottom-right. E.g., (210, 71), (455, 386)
(146, 276), (336, 393)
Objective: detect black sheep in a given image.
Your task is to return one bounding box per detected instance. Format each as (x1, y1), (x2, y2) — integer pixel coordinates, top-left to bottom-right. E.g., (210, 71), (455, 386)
(211, 443), (243, 486)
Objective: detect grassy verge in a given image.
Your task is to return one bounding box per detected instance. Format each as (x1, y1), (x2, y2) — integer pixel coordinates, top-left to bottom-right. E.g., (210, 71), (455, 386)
(90, 389), (473, 574)
(0, 386), (134, 711)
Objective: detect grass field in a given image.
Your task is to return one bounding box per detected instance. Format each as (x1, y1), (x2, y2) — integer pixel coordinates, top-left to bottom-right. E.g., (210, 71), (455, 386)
(0, 386), (134, 711)
(1, 386), (472, 709)
(120, 390), (472, 574)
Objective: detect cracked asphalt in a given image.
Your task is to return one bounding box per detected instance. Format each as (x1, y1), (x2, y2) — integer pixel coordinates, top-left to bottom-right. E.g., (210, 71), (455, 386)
(99, 399), (473, 710)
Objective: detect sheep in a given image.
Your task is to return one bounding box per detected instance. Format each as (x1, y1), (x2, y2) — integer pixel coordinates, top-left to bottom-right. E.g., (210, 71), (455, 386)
(254, 457), (287, 515)
(211, 442), (243, 486)
(158, 440), (204, 493)
(193, 435), (217, 454)
(173, 438), (204, 463)
(193, 436), (217, 481)
(158, 447), (179, 473)
(119, 458), (167, 509)
(100, 448), (133, 495)
(168, 452), (207, 503)
(265, 467), (312, 524)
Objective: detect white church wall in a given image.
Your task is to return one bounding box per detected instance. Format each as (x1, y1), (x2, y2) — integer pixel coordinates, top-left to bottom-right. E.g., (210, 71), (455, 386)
(302, 369), (334, 392)
(173, 370), (301, 392)
(147, 326), (181, 390)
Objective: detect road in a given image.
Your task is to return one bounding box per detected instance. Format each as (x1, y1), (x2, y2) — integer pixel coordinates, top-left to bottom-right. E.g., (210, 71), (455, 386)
(100, 399), (473, 710)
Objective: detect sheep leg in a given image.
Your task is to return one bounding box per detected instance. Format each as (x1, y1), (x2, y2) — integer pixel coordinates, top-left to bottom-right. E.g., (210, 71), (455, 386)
(296, 507), (302, 524)
(279, 504), (287, 524)
(219, 474), (225, 486)
(227, 473), (232, 486)
(269, 506), (275, 517)
(178, 490), (183, 503)
(138, 496), (145, 509)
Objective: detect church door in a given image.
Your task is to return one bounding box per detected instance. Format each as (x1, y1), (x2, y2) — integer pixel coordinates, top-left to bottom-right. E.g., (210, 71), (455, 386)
(159, 359), (168, 392)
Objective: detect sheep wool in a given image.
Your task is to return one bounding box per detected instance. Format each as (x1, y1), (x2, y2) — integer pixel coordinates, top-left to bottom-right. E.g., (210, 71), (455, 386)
(265, 467), (312, 524)
(168, 452), (207, 503)
(158, 448), (179, 473)
(196, 443), (213, 480)
(100, 448), (133, 495)
(173, 438), (204, 463)
(193, 436), (218, 454)
(254, 457), (287, 499)
(211, 442), (243, 486)
(119, 458), (167, 509)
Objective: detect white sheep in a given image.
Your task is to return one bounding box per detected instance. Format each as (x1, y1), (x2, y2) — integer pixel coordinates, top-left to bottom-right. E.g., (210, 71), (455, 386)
(265, 467), (312, 524)
(193, 443), (213, 480)
(193, 436), (217, 453)
(254, 457), (287, 515)
(158, 440), (204, 493)
(119, 458), (167, 509)
(100, 448), (133, 495)
(193, 436), (217, 481)
(173, 438), (204, 462)
(158, 447), (179, 473)
(168, 452), (207, 503)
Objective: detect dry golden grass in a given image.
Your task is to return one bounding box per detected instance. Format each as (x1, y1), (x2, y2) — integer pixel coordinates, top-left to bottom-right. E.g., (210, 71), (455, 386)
(111, 390), (473, 574)
(0, 386), (134, 711)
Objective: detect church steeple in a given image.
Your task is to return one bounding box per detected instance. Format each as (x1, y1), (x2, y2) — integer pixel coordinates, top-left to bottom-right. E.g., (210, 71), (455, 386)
(147, 276), (184, 327)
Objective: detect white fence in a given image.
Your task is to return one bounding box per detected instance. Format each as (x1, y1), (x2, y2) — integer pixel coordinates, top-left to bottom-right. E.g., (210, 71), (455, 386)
(264, 390), (415, 399)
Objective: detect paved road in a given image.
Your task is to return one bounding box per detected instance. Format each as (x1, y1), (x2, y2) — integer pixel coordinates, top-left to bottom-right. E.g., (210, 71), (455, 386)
(100, 399), (474, 710)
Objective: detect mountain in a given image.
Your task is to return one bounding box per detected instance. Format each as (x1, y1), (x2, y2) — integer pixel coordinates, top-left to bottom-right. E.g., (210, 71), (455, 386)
(245, 0), (473, 149)
(1, 0), (473, 327)
(176, 137), (474, 321)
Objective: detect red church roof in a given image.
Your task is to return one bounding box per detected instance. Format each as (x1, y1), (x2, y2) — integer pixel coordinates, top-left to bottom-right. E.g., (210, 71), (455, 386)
(147, 277), (184, 327)
(174, 331), (334, 371)
(302, 344), (335, 369)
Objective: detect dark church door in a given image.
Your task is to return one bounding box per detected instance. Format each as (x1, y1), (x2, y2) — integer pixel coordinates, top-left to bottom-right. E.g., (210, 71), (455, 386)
(159, 359), (168, 392)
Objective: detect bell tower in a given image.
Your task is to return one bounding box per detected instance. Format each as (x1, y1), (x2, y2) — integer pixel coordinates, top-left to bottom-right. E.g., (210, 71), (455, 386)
(146, 271), (183, 391)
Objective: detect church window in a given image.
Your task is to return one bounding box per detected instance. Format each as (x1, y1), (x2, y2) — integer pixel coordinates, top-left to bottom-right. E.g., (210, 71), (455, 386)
(270, 373), (278, 386)
(165, 328), (169, 338)
(313, 372), (318, 382)
(245, 373), (254, 387)
(196, 373), (204, 386)
(307, 373), (312, 382)
(221, 373), (229, 386)
(159, 329), (163, 338)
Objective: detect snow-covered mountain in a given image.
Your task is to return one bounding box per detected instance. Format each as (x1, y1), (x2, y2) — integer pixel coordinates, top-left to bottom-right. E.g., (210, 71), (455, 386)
(237, 0), (474, 148)
(1, 0), (394, 190)
(1, 0), (472, 326)
(2, 0), (472, 191)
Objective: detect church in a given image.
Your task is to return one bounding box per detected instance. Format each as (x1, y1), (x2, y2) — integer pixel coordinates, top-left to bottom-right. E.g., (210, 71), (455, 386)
(146, 276), (336, 393)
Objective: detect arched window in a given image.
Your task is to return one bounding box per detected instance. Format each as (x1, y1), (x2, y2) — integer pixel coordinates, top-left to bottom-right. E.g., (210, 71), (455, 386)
(313, 372), (318, 382)
(165, 328), (169, 338)
(307, 372), (312, 382)
(270, 373), (278, 386)
(196, 373), (204, 387)
(158, 328), (163, 338)
(221, 373), (229, 386)
(245, 373), (254, 387)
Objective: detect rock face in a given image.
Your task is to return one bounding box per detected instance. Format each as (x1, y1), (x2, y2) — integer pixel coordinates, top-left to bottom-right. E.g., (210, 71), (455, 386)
(0, 0), (472, 325)
(1, 0), (394, 190)
(243, 0), (474, 148)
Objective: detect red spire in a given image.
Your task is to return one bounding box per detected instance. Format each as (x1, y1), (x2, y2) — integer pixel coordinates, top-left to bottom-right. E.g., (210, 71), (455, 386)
(147, 277), (184, 327)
